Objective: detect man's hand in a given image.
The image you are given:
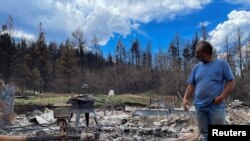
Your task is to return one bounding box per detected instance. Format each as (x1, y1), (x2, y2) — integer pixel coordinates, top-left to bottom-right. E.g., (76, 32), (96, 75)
(182, 84), (194, 111)
(213, 95), (225, 104)
(182, 98), (190, 111)
(213, 80), (235, 104)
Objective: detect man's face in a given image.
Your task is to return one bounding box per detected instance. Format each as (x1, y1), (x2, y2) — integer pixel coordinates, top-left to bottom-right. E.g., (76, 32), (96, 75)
(195, 46), (207, 63)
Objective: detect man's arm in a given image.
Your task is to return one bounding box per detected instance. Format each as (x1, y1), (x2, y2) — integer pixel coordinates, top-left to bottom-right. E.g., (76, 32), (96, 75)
(213, 79), (236, 104)
(182, 84), (195, 111)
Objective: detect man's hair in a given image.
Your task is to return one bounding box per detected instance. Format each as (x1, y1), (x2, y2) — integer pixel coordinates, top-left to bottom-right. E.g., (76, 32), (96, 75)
(197, 40), (213, 55)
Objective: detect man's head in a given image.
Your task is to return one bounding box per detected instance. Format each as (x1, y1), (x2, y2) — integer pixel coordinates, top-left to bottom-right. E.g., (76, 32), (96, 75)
(195, 40), (213, 63)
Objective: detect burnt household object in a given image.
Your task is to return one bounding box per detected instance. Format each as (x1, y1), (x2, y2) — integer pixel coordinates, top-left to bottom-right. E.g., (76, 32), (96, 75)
(81, 84), (89, 94)
(53, 104), (71, 134)
(67, 95), (98, 131)
(0, 83), (16, 126)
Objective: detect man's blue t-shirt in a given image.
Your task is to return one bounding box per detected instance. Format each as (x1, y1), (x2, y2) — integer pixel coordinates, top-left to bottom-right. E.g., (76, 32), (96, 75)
(187, 59), (234, 107)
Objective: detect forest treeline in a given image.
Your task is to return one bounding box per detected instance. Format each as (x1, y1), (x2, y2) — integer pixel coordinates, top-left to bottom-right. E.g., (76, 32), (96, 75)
(0, 17), (249, 103)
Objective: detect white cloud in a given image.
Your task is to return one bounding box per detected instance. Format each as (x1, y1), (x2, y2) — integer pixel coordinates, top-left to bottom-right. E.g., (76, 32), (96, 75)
(208, 10), (250, 51)
(13, 30), (36, 41)
(0, 0), (211, 45)
(198, 21), (211, 28)
(0, 29), (35, 41)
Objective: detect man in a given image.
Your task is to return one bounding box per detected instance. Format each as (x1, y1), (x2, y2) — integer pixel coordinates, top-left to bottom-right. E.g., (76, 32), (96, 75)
(182, 40), (235, 141)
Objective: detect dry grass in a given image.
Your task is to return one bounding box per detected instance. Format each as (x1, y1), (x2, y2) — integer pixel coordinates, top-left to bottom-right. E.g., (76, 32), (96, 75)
(14, 93), (152, 107)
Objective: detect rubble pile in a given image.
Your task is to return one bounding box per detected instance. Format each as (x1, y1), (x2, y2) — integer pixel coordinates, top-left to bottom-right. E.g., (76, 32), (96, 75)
(226, 100), (250, 125)
(96, 110), (197, 140)
(0, 100), (248, 141)
(0, 107), (198, 141)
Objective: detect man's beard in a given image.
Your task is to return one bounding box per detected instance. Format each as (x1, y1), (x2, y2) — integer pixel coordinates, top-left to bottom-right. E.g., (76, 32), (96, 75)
(197, 57), (209, 63)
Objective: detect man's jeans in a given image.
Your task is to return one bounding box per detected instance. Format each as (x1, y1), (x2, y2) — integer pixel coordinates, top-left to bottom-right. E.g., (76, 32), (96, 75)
(195, 103), (226, 141)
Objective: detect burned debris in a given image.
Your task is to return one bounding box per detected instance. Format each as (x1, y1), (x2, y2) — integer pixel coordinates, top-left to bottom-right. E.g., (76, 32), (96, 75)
(0, 80), (16, 127)
(0, 90), (249, 141)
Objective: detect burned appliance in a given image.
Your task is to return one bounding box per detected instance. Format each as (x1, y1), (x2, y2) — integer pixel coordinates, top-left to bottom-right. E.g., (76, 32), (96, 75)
(53, 104), (72, 134)
(67, 95), (98, 131)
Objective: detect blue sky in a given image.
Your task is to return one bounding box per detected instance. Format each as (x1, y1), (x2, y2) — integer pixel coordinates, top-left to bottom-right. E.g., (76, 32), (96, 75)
(1, 0), (250, 57)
